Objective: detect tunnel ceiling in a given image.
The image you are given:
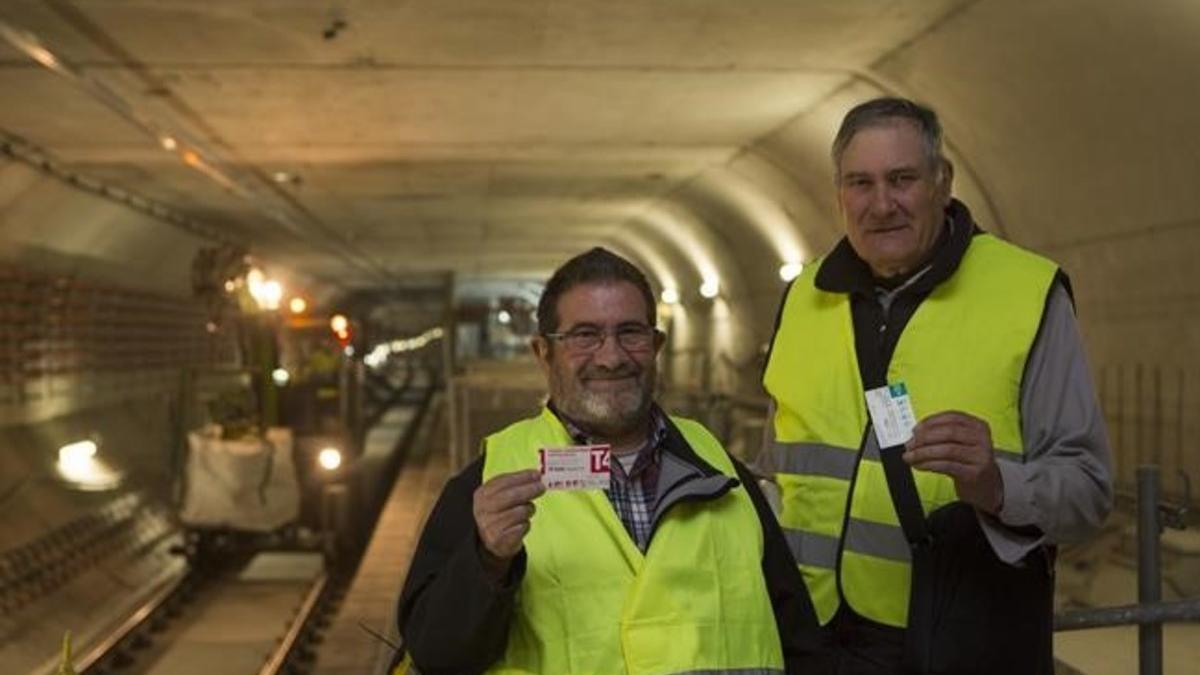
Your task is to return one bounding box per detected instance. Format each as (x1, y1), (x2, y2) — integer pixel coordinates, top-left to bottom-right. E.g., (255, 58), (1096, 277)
(0, 0), (969, 289)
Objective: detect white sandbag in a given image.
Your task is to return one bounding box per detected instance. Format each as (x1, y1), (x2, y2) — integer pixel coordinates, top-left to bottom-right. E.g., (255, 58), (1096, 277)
(179, 425), (300, 532)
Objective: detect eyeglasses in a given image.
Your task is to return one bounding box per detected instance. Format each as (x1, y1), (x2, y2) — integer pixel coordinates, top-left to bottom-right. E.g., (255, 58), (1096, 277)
(542, 324), (660, 353)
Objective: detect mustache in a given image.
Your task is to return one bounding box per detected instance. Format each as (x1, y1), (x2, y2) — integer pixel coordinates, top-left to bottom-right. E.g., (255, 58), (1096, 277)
(580, 364), (641, 379)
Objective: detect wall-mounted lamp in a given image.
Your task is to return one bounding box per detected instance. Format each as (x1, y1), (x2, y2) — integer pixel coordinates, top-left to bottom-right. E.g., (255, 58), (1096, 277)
(56, 439), (120, 490)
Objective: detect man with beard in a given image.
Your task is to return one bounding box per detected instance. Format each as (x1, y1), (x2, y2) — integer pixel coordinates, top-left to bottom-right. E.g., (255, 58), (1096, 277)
(397, 247), (825, 674)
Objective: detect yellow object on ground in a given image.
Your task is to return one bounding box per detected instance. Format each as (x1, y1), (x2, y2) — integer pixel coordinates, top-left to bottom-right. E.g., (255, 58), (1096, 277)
(57, 631), (76, 675)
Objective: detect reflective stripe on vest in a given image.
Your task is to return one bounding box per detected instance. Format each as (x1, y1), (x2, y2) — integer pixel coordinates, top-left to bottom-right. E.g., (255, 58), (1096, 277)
(763, 234), (1057, 627)
(667, 662), (787, 667)
(482, 408), (785, 674)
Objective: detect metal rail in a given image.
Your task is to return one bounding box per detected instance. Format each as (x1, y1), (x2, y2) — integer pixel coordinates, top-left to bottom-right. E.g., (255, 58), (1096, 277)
(1053, 465), (1196, 675)
(1137, 466), (1164, 674)
(75, 572), (188, 673)
(258, 572), (329, 675)
(1055, 599), (1200, 631)
(68, 557), (328, 675)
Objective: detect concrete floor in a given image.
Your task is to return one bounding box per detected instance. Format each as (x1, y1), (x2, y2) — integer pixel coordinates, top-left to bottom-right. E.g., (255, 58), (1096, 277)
(1056, 624), (1200, 675)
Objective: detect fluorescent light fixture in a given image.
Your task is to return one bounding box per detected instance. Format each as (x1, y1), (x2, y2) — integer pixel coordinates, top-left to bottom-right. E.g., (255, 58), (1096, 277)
(365, 326), (445, 369)
(59, 439), (96, 467)
(29, 44), (58, 68)
(364, 345), (389, 369)
(318, 447), (343, 471)
(56, 439), (120, 490)
(779, 261), (804, 282)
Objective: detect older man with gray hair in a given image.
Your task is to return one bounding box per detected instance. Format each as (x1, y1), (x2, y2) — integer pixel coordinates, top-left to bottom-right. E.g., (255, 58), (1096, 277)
(760, 97), (1112, 674)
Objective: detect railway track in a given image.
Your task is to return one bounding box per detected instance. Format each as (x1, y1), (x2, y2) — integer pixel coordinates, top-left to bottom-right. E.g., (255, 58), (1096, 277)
(72, 550), (340, 675)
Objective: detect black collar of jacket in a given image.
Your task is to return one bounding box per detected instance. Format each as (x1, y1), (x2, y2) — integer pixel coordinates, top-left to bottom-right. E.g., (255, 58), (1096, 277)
(815, 198), (981, 297)
(545, 400), (726, 479)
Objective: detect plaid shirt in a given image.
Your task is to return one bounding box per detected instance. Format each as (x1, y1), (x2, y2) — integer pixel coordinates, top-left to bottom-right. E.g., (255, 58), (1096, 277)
(561, 409), (668, 552)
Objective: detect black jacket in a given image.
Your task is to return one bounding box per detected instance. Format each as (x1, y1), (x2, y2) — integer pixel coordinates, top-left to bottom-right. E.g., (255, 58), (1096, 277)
(809, 198), (1070, 391)
(397, 410), (828, 674)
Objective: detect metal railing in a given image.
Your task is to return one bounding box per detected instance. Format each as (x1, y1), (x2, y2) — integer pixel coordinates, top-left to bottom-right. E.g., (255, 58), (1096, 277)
(688, 392), (1200, 675)
(1053, 465), (1196, 675)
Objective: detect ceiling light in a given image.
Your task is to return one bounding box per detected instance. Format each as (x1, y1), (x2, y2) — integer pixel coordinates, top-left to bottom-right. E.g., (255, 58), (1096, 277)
(246, 267), (265, 290)
(0, 24), (63, 71)
(660, 288), (680, 305)
(261, 280), (283, 310)
(330, 314), (349, 333)
(160, 135), (178, 151)
(272, 368), (290, 386)
(699, 279), (720, 299)
(779, 262), (804, 282)
(497, 310), (511, 324)
(289, 297), (307, 314)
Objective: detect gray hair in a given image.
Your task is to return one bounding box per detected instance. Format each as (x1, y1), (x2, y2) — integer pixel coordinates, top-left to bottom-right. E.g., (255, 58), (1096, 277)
(831, 97), (946, 177)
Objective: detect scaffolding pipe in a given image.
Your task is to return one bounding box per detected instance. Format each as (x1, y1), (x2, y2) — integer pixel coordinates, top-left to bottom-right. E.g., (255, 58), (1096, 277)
(1137, 465), (1163, 675)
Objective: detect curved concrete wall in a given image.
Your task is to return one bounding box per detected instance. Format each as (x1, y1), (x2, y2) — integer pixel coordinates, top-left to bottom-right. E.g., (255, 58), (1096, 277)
(0, 0), (1196, 489)
(655, 0), (1200, 487)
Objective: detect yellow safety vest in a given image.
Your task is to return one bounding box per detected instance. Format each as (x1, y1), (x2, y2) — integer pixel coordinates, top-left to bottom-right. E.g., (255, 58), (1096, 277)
(482, 408), (785, 675)
(763, 234), (1057, 628)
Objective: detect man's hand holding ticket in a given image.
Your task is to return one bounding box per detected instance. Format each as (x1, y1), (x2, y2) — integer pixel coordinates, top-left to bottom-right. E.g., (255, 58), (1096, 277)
(538, 444), (612, 491)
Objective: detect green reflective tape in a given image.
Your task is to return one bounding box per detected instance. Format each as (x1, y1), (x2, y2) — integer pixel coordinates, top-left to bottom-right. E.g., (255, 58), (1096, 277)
(667, 662), (787, 667)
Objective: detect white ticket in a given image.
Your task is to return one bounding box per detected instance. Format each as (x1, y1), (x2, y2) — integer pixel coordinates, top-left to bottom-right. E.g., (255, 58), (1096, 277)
(538, 444), (611, 491)
(865, 382), (918, 448)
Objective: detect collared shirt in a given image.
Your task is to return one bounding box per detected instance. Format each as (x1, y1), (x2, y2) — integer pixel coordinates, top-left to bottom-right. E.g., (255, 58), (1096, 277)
(559, 408), (668, 551)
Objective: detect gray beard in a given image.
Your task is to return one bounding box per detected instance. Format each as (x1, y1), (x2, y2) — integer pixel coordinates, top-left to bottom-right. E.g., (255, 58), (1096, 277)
(554, 376), (652, 438)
